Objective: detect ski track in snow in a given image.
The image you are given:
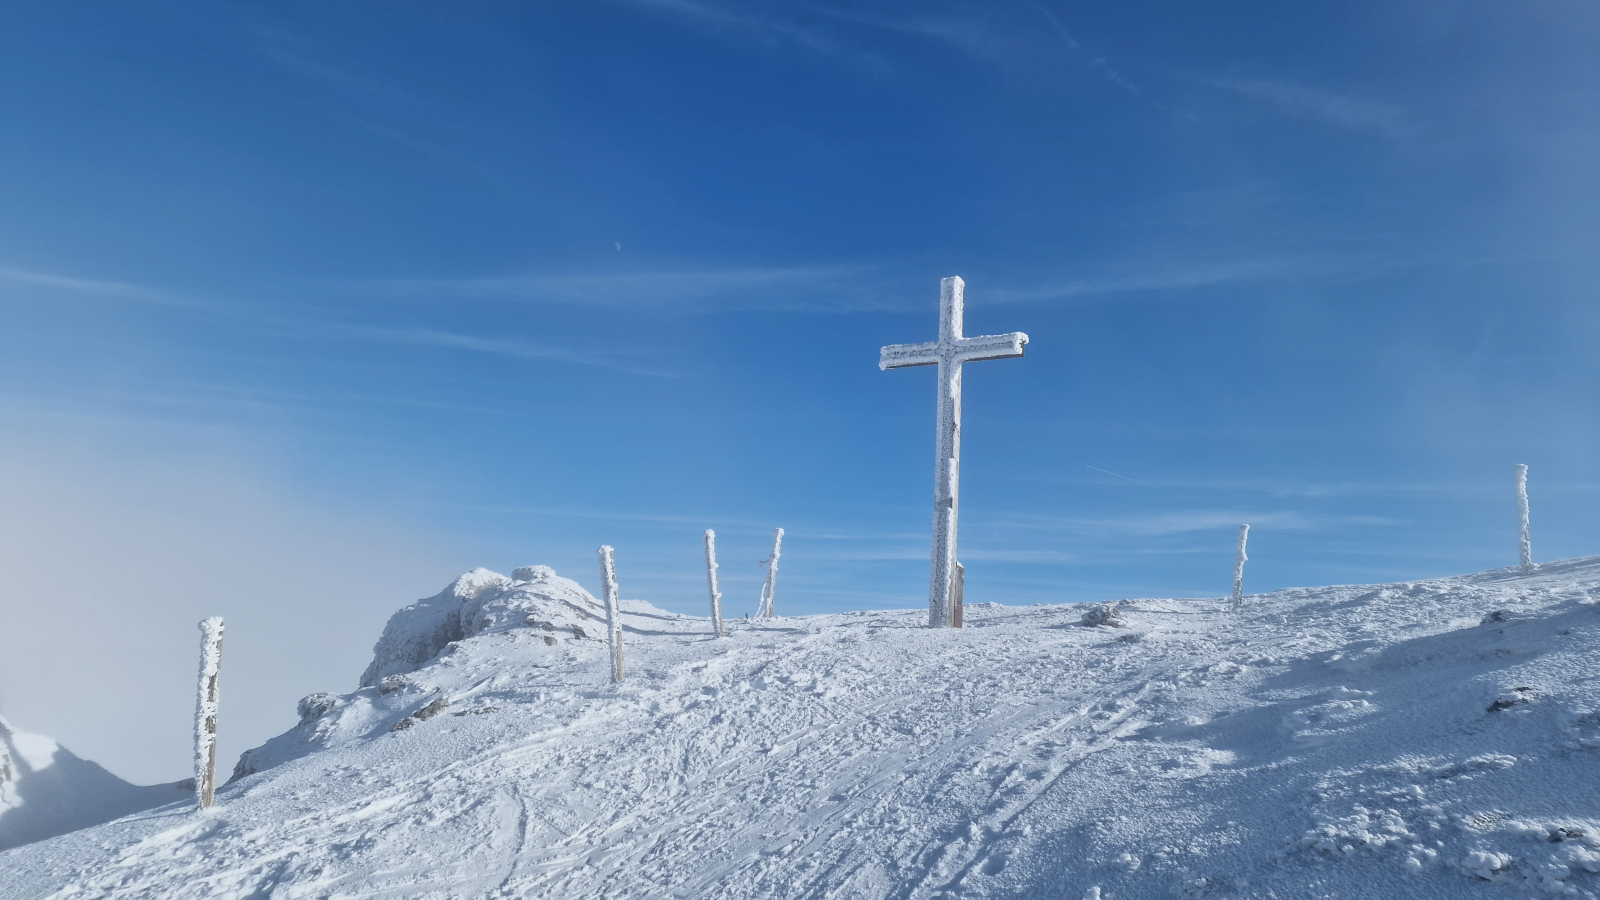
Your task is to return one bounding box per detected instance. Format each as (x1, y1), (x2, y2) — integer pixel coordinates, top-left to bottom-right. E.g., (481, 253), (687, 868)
(5, 559), (1600, 899)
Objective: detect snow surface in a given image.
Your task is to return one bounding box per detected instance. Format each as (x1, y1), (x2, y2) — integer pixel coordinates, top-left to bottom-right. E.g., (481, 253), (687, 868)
(5, 559), (1600, 899)
(0, 716), (186, 852)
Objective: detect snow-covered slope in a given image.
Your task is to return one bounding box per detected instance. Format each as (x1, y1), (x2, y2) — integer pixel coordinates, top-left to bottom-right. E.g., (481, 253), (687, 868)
(0, 716), (186, 853)
(4, 559), (1600, 899)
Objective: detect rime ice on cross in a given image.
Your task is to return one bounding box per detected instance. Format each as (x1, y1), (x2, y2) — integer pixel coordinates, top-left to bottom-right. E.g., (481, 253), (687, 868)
(881, 276), (1028, 628)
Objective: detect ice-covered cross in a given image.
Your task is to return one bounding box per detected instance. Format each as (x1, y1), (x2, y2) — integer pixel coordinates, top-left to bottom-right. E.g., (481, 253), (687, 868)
(881, 276), (1028, 628)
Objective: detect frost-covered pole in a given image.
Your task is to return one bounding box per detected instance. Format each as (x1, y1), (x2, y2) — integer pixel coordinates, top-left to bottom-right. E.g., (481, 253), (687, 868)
(756, 527), (784, 618)
(951, 561), (965, 628)
(193, 617), (224, 810)
(704, 529), (724, 637)
(1231, 525), (1250, 610)
(880, 277), (1028, 628)
(598, 546), (624, 682)
(1516, 464), (1532, 570)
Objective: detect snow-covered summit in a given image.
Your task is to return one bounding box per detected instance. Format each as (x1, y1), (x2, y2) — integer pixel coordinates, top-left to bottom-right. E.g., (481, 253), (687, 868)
(6, 559), (1600, 899)
(359, 565), (609, 688)
(235, 566), (660, 782)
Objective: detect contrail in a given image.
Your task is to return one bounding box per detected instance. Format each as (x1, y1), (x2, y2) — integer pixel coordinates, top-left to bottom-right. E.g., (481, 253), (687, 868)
(1086, 464), (1144, 485)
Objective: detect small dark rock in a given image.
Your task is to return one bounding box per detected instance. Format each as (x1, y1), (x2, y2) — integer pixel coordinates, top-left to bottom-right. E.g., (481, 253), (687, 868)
(297, 692), (337, 724)
(414, 698), (450, 721)
(392, 697), (451, 732)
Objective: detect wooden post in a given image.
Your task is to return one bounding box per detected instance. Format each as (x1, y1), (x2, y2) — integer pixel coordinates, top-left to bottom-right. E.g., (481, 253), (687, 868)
(951, 561), (965, 628)
(1232, 524), (1250, 610)
(704, 529), (724, 637)
(598, 546), (624, 682)
(756, 527), (784, 618)
(1515, 464), (1532, 570)
(194, 617), (224, 809)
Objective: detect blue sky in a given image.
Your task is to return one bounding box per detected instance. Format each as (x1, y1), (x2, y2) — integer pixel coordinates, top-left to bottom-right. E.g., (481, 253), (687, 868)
(2, 1), (1598, 782)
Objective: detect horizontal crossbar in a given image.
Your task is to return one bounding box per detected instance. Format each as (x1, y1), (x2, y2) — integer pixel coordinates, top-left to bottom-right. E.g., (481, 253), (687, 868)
(879, 341), (940, 369)
(953, 332), (1028, 363)
(880, 332), (1029, 369)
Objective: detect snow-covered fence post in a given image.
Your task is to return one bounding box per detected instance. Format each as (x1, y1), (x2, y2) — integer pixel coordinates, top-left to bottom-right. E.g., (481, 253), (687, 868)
(704, 529), (724, 637)
(1231, 525), (1250, 610)
(193, 617), (224, 810)
(951, 561), (965, 628)
(1515, 464), (1532, 571)
(755, 527), (784, 618)
(597, 546), (624, 682)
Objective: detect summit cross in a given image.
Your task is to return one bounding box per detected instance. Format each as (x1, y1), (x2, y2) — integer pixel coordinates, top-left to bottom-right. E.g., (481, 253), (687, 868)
(881, 276), (1028, 628)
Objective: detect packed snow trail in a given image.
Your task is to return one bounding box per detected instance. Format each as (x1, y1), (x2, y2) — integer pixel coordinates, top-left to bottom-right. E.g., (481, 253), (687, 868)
(4, 559), (1600, 899)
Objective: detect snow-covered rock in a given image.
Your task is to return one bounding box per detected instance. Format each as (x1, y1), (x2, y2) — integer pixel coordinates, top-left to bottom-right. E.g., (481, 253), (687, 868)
(1080, 602), (1127, 627)
(7, 559), (1600, 900)
(0, 716), (185, 852)
(238, 566), (618, 781)
(357, 567), (509, 688)
(358, 565), (606, 689)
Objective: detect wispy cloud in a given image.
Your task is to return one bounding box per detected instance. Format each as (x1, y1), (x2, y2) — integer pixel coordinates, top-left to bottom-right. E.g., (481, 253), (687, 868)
(1025, 2), (1140, 94)
(981, 251), (1383, 304)
(1203, 76), (1416, 139)
(155, 382), (507, 417)
(421, 501), (935, 542)
(800, 4), (1021, 64)
(612, 0), (843, 53)
(984, 508), (1396, 537)
(5, 250), (1385, 326)
(612, 0), (1145, 94)
(369, 263), (892, 313)
(1084, 464), (1144, 484)
(2, 263), (682, 376)
(375, 247), (1408, 316)
(0, 264), (217, 311)
(262, 48), (409, 104)
(1036, 472), (1549, 500)
(348, 325), (683, 377)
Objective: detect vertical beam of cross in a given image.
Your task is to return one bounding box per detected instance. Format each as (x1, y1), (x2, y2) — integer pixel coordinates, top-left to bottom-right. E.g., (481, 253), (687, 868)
(881, 277), (1028, 628)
